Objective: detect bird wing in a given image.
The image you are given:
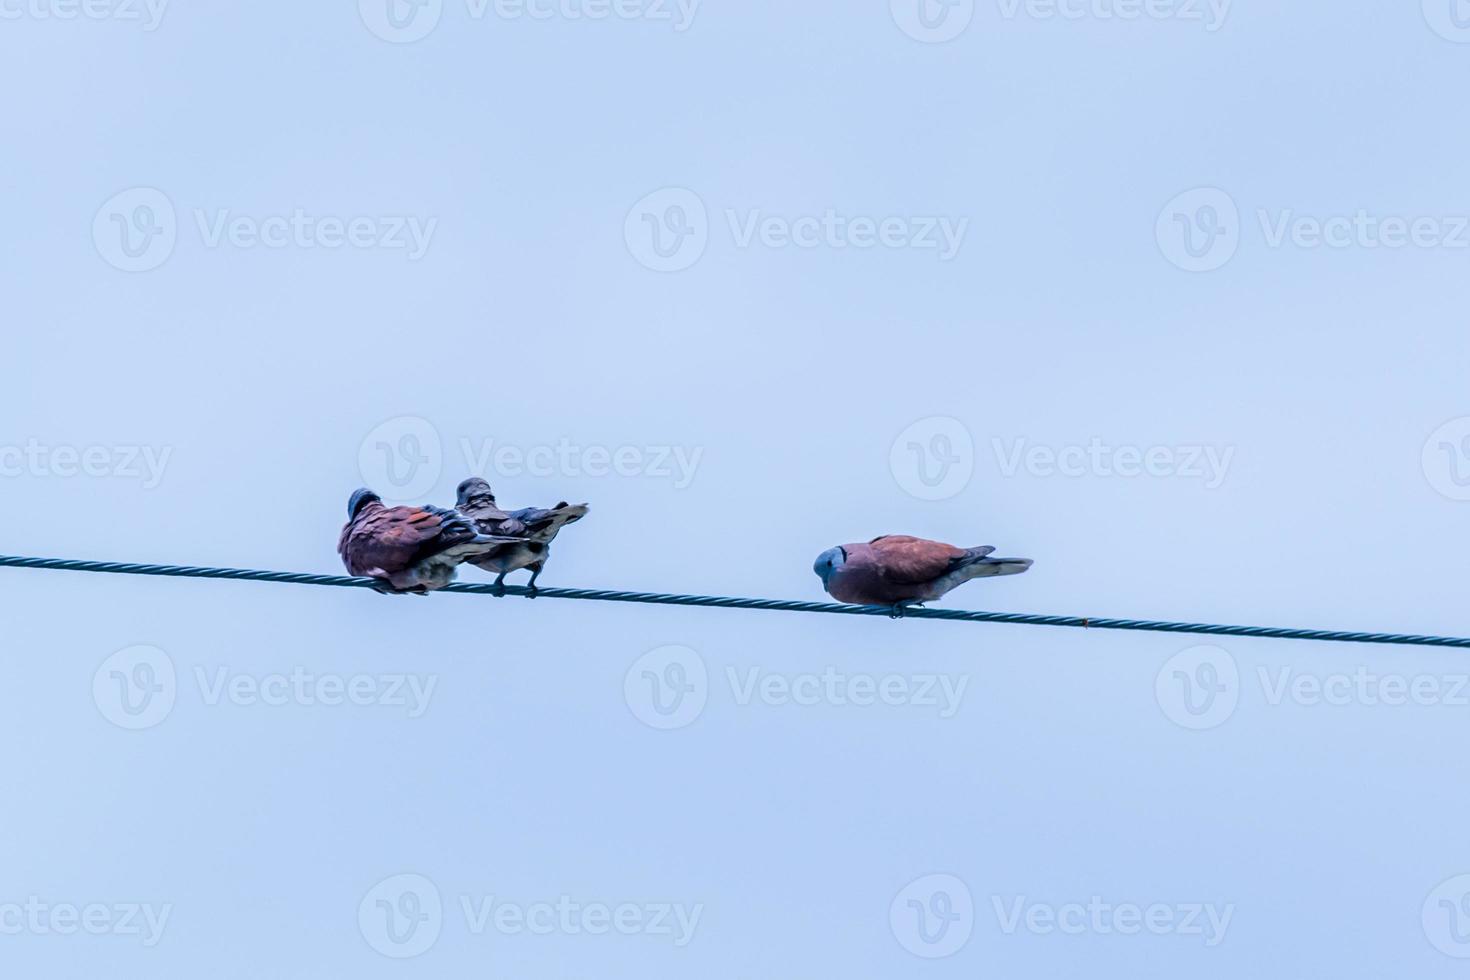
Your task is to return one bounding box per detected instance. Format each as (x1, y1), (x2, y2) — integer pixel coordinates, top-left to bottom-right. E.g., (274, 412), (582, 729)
(460, 499), (529, 537)
(342, 506), (475, 576)
(866, 535), (971, 585)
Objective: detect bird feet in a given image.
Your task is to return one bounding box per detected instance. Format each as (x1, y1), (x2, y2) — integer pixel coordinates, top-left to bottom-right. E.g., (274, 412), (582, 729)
(889, 601), (925, 620)
(490, 572), (541, 598)
(372, 578), (411, 597)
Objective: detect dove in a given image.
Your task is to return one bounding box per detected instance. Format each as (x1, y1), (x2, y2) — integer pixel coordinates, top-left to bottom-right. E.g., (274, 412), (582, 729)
(338, 488), (521, 595)
(455, 477), (589, 594)
(813, 535), (1032, 611)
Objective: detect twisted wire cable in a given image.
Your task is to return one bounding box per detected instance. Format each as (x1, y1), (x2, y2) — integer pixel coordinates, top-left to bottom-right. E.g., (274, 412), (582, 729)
(1, 554), (1467, 648)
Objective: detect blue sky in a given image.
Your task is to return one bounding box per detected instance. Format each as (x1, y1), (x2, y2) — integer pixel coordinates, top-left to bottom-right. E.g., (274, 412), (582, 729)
(4, 0), (1470, 976)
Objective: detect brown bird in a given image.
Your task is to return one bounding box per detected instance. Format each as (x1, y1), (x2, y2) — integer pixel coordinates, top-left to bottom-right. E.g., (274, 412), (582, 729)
(813, 535), (1032, 612)
(455, 477), (589, 594)
(338, 488), (521, 595)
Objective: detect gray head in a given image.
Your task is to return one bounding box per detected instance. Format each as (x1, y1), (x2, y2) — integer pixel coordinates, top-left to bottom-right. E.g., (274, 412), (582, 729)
(456, 477), (496, 507)
(812, 546), (847, 585)
(347, 488), (382, 519)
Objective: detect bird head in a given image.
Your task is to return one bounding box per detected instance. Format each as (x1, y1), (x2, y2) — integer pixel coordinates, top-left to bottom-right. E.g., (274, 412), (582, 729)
(456, 477), (496, 507)
(812, 546), (847, 585)
(347, 488), (382, 519)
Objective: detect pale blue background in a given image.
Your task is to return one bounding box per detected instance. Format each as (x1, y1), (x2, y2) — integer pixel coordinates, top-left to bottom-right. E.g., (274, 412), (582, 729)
(4, 0), (1470, 976)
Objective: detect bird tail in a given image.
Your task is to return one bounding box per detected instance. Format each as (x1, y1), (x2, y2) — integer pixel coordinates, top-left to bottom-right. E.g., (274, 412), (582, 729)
(548, 503), (589, 528)
(425, 506), (524, 554)
(472, 533), (527, 547)
(964, 550), (1033, 578)
(518, 503), (589, 540)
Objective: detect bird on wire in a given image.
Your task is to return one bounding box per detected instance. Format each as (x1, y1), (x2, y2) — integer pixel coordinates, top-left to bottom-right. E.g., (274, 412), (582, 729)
(338, 488), (523, 595)
(454, 477), (589, 595)
(813, 535), (1033, 616)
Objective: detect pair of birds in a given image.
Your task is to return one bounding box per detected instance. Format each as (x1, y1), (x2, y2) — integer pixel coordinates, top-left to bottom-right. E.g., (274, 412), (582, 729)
(339, 479), (1033, 610)
(338, 478), (588, 595)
